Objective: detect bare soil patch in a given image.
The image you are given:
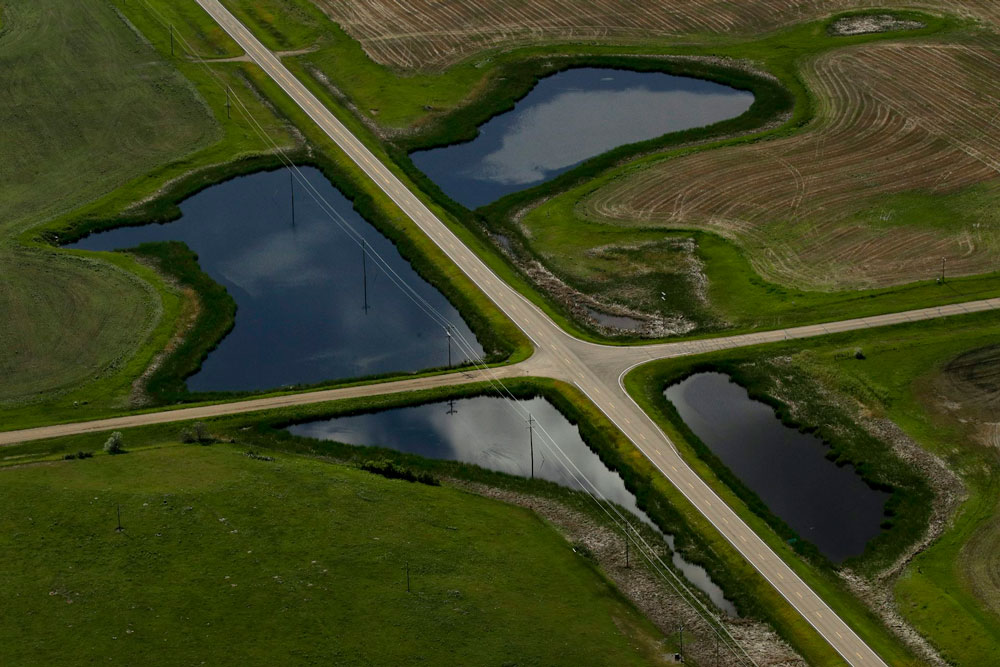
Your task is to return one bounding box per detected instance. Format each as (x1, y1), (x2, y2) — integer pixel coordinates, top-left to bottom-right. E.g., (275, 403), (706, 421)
(941, 345), (1000, 407)
(829, 14), (925, 36)
(931, 344), (1000, 445)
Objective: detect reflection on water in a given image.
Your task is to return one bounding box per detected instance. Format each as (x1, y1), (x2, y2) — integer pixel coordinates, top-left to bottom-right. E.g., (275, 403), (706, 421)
(288, 394), (737, 616)
(70, 168), (482, 392)
(411, 68), (754, 208)
(666, 373), (890, 562)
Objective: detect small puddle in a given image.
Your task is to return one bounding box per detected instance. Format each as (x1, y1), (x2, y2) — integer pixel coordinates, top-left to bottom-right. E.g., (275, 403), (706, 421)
(665, 373), (890, 562)
(411, 67), (754, 208)
(584, 306), (645, 333)
(287, 394), (738, 616)
(69, 168), (482, 392)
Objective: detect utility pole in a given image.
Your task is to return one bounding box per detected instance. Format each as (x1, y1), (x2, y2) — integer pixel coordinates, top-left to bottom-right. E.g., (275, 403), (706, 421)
(678, 624), (684, 661)
(289, 170), (296, 228)
(446, 326), (452, 368)
(527, 414), (535, 479)
(116, 504), (123, 532)
(446, 399), (457, 415)
(361, 240), (370, 314)
(170, 25), (174, 57)
(940, 257), (946, 283)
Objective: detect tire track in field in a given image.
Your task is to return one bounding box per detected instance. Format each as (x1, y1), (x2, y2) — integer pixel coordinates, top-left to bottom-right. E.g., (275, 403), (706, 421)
(585, 40), (1000, 290)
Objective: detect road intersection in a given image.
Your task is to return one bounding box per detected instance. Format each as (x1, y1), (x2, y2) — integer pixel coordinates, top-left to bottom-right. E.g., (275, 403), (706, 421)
(9, 1), (1000, 663)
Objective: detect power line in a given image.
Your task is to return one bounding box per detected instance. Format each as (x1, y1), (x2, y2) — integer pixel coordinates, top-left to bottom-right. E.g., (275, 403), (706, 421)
(128, 4), (755, 660)
(135, 0), (473, 354)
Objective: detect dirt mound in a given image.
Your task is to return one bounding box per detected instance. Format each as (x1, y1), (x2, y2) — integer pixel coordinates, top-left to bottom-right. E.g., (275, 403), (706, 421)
(829, 14), (925, 36)
(932, 344), (1000, 448)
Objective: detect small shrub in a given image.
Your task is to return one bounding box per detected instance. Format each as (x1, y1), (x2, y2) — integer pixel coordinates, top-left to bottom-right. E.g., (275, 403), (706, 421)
(77, 451), (94, 459)
(854, 348), (866, 360)
(245, 450), (274, 462)
(181, 421), (213, 444)
(103, 432), (125, 455)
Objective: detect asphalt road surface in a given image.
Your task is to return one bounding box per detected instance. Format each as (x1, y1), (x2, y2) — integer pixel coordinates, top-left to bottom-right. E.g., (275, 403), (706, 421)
(10, 1), (1000, 663)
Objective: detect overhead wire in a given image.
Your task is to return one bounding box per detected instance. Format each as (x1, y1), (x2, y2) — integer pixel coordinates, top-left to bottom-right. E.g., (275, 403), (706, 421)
(128, 3), (756, 662)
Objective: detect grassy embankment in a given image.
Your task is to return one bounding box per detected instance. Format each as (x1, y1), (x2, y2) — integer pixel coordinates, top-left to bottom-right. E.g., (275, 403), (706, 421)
(231, 2), (1000, 342)
(0, 443), (678, 666)
(625, 309), (1000, 665)
(3, 0), (530, 430)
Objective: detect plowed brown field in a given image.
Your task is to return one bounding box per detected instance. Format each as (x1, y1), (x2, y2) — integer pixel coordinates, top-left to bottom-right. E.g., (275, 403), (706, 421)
(585, 40), (1000, 289)
(313, 0), (1000, 70)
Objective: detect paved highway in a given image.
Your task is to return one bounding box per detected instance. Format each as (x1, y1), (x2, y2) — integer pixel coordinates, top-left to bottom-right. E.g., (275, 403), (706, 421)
(12, 1), (1000, 662)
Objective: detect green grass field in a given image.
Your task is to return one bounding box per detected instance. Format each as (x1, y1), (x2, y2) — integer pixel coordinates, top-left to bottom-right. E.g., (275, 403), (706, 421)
(0, 376), (837, 665)
(0, 0), (216, 408)
(0, 444), (673, 665)
(626, 310), (1000, 665)
(0, 0), (304, 421)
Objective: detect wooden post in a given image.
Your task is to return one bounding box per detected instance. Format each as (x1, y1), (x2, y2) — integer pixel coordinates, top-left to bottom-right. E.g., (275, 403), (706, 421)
(446, 326), (452, 368)
(625, 530), (629, 568)
(527, 414), (535, 479)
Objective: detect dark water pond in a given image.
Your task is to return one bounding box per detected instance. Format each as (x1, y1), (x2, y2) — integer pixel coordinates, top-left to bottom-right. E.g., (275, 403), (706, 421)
(288, 394), (737, 616)
(411, 67), (754, 208)
(665, 373), (890, 562)
(70, 168), (482, 392)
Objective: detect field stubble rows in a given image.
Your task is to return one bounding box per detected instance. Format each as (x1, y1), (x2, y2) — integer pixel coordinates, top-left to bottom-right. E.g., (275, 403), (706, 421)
(585, 39), (1000, 289)
(312, 0), (1000, 70)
